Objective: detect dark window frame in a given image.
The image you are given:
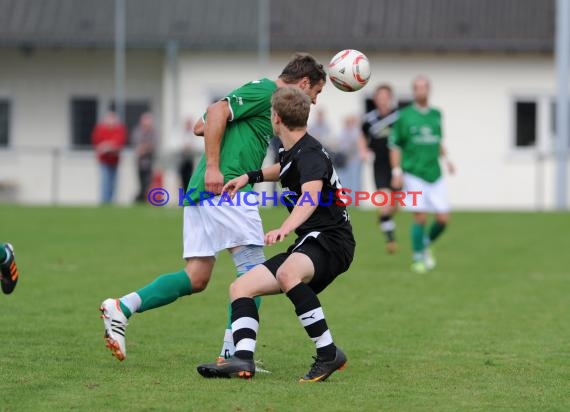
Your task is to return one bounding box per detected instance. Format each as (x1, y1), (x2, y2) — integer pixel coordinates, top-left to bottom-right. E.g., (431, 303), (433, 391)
(0, 99), (11, 148)
(514, 100), (537, 148)
(70, 97), (99, 150)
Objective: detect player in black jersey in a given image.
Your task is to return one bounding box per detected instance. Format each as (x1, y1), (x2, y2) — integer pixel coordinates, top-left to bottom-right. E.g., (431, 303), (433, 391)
(360, 84), (400, 253)
(197, 87), (355, 382)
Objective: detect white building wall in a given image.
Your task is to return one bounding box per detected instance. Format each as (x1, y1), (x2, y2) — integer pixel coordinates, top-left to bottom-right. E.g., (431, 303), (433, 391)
(0, 48), (163, 205)
(172, 51), (564, 210)
(0, 47), (566, 209)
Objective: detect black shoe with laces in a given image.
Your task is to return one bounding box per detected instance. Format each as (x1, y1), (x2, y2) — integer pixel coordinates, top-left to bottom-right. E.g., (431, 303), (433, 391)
(197, 355), (256, 379)
(0, 244), (18, 295)
(299, 347), (347, 382)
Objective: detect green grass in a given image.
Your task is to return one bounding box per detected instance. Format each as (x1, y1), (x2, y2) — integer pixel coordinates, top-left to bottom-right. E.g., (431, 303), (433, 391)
(0, 205), (568, 411)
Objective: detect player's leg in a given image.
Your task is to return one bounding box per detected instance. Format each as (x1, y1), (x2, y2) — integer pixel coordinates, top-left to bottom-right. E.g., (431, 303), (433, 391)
(411, 212), (429, 273)
(277, 247), (348, 382)
(429, 213), (449, 243)
(0, 243), (19, 295)
(375, 161), (398, 253)
(403, 173), (430, 273)
(100, 205), (215, 361)
(100, 257), (214, 361)
(206, 201), (266, 360)
(423, 178), (450, 270)
(197, 263), (282, 379)
(379, 188), (398, 253)
(218, 245), (265, 360)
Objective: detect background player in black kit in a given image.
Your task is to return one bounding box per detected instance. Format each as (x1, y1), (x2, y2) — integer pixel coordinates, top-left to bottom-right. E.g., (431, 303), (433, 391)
(359, 84), (400, 253)
(197, 87), (355, 382)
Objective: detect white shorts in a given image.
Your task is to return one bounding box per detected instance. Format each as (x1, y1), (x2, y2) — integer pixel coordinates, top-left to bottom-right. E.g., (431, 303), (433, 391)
(403, 173), (450, 213)
(182, 197), (264, 258)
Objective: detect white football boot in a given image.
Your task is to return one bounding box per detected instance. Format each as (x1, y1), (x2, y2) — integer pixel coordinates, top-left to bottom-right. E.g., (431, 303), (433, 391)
(100, 298), (128, 361)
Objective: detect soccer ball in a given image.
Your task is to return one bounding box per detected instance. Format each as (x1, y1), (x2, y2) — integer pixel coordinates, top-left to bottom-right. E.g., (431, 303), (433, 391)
(328, 49), (371, 92)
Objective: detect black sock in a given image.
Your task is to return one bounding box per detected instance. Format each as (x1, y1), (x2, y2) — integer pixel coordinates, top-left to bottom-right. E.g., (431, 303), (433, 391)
(286, 282), (336, 361)
(379, 214), (396, 242)
(231, 297), (259, 360)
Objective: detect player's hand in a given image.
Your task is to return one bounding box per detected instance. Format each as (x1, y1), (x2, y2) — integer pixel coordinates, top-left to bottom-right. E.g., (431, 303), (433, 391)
(446, 160), (456, 175)
(265, 227), (291, 245)
(205, 165), (224, 195)
(222, 174), (249, 199)
(391, 175), (403, 190)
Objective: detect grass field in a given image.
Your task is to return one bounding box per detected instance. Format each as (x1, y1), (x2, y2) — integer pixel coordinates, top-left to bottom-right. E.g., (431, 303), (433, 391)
(0, 204), (568, 411)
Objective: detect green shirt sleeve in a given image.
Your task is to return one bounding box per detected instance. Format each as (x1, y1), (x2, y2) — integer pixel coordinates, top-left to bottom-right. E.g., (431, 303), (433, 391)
(224, 80), (272, 122)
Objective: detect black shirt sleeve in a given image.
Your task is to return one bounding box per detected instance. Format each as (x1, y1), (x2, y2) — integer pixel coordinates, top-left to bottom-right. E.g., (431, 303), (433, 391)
(297, 150), (329, 186)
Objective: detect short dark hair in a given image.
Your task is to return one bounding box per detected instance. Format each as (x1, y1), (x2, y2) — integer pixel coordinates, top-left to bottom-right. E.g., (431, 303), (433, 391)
(279, 53), (326, 87)
(272, 87), (311, 130)
(375, 83), (393, 95)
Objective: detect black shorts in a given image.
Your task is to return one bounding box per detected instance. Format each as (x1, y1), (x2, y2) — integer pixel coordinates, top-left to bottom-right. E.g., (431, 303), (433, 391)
(263, 230), (355, 295)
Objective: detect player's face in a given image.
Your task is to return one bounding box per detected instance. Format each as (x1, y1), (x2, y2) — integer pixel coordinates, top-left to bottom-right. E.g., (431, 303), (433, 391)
(374, 89), (392, 113)
(298, 79), (325, 104)
(413, 78), (430, 104)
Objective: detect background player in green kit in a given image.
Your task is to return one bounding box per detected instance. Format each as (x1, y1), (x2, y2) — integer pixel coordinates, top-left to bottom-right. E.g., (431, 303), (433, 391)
(100, 54), (326, 362)
(389, 75), (455, 274)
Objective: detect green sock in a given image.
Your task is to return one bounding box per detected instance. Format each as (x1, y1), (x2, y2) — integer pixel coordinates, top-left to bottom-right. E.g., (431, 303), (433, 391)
(0, 244), (7, 263)
(225, 272), (262, 329)
(428, 221), (446, 243)
(135, 270), (192, 313)
(411, 223), (425, 261)
(119, 301), (132, 317)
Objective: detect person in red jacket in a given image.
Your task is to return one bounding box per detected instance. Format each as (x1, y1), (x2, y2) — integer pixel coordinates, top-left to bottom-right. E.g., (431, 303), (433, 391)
(91, 111), (127, 204)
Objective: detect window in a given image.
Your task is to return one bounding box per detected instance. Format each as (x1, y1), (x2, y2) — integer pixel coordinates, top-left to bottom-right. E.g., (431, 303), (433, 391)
(71, 98), (98, 148)
(0, 100), (10, 147)
(110, 100), (152, 145)
(514, 101), (537, 147)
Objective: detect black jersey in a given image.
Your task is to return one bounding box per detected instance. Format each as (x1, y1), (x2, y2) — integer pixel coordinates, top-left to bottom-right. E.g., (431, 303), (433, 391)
(362, 109), (399, 161)
(278, 133), (353, 238)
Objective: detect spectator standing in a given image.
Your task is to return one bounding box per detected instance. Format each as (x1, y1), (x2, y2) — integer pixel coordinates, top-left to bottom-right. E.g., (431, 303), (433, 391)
(132, 112), (158, 203)
(91, 111), (126, 204)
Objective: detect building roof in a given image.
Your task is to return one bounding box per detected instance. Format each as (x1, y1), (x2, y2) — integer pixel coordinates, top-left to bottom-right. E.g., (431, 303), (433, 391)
(0, 0), (555, 52)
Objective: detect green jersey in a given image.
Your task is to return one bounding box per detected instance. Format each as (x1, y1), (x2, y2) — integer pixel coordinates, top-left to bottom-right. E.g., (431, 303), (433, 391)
(389, 105), (443, 183)
(185, 78), (277, 204)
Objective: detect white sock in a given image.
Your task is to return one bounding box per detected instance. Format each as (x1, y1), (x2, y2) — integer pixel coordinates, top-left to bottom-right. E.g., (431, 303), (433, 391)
(120, 292), (142, 315)
(219, 328), (235, 358)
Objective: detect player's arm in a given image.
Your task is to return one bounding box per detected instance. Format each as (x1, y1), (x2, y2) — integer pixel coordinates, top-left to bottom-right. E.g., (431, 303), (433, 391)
(265, 180), (323, 245)
(222, 163), (281, 198)
(203, 100), (231, 194)
(389, 147), (403, 189)
(193, 117), (205, 136)
(358, 133), (371, 161)
(440, 144), (455, 175)
(388, 119), (404, 188)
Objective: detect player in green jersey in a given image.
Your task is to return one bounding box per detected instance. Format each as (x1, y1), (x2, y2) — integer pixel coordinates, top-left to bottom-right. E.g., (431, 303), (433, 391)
(389, 75), (455, 274)
(100, 54), (326, 363)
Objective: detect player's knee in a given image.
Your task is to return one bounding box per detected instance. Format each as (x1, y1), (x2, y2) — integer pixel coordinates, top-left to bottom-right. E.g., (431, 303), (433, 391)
(414, 213), (428, 225)
(188, 273), (210, 292)
(436, 214), (449, 225)
(275, 267), (299, 291)
(229, 279), (247, 300)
